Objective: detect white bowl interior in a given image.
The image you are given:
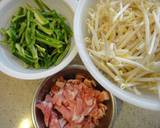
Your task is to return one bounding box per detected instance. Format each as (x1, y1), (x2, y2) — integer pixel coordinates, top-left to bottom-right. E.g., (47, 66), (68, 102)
(74, 0), (160, 110)
(0, 0), (77, 79)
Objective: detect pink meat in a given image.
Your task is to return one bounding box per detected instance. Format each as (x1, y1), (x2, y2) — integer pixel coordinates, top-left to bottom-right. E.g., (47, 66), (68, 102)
(59, 118), (67, 128)
(52, 90), (65, 106)
(55, 105), (73, 121)
(49, 111), (60, 128)
(36, 101), (53, 127)
(83, 99), (96, 116)
(56, 81), (66, 88)
(83, 118), (95, 128)
(45, 95), (53, 103)
(63, 86), (78, 101)
(50, 85), (60, 97)
(36, 75), (109, 128)
(64, 122), (82, 128)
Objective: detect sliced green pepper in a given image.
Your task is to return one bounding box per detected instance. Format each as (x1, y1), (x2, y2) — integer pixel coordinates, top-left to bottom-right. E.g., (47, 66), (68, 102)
(6, 28), (17, 42)
(29, 45), (38, 60)
(36, 31), (63, 48)
(34, 0), (51, 11)
(37, 22), (53, 35)
(30, 22), (36, 45)
(18, 22), (26, 38)
(34, 10), (49, 25)
(0, 0), (72, 69)
(54, 44), (70, 65)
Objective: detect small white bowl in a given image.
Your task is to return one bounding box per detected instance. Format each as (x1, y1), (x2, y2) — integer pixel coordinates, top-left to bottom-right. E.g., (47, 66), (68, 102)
(74, 0), (160, 111)
(0, 0), (77, 80)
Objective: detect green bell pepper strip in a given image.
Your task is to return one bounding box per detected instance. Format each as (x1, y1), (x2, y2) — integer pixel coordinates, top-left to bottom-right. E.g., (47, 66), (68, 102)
(54, 44), (70, 65)
(6, 28), (17, 42)
(36, 36), (62, 49)
(27, 10), (31, 27)
(13, 51), (35, 65)
(18, 22), (26, 38)
(50, 53), (60, 66)
(34, 0), (51, 11)
(25, 28), (31, 45)
(15, 43), (25, 57)
(20, 33), (25, 46)
(34, 10), (49, 25)
(35, 44), (46, 53)
(25, 11), (38, 60)
(12, 15), (26, 23)
(30, 22), (36, 45)
(36, 31), (63, 48)
(37, 22), (53, 35)
(29, 45), (38, 60)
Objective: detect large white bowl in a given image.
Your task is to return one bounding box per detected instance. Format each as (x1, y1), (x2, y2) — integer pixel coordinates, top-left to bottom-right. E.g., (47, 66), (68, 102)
(0, 0), (77, 80)
(74, 0), (160, 111)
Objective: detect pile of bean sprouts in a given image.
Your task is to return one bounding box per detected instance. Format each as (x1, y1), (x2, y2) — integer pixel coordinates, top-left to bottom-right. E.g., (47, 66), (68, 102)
(86, 0), (160, 96)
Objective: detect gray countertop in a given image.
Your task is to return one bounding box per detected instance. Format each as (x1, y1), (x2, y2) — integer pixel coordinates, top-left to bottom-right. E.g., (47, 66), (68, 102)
(0, 56), (160, 128)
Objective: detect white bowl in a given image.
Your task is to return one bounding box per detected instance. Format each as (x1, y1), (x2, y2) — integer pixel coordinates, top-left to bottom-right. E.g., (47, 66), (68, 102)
(0, 0), (77, 80)
(74, 0), (160, 111)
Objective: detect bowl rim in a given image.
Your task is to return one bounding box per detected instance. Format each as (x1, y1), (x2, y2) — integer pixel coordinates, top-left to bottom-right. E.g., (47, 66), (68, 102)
(0, 0), (77, 80)
(31, 65), (117, 128)
(73, 0), (160, 111)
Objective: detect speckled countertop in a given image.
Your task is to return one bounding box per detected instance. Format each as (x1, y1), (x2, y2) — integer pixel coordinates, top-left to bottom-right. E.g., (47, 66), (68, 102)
(0, 56), (160, 128)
